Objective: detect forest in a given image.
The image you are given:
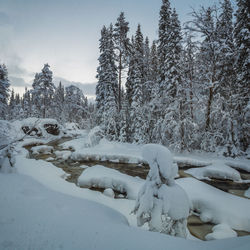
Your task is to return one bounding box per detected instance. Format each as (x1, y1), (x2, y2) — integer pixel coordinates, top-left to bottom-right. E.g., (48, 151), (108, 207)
(0, 0), (249, 156)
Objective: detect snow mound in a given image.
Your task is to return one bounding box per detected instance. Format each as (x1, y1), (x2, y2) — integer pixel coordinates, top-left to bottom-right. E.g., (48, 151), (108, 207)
(245, 188), (250, 198)
(55, 150), (72, 160)
(103, 188), (115, 198)
(174, 156), (211, 167)
(31, 145), (54, 155)
(205, 224), (237, 240)
(142, 144), (178, 180)
(77, 165), (144, 199)
(158, 184), (190, 220)
(70, 139), (144, 164)
(226, 161), (250, 173)
(177, 178), (250, 232)
(185, 163), (241, 181)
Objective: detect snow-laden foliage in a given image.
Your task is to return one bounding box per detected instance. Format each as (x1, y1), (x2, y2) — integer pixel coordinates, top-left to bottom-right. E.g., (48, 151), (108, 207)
(0, 64), (10, 119)
(133, 144), (190, 238)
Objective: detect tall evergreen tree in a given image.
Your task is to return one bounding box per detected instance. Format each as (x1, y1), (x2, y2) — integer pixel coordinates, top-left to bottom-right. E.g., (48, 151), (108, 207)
(0, 64), (10, 119)
(234, 0), (250, 152)
(31, 64), (55, 118)
(114, 12), (130, 112)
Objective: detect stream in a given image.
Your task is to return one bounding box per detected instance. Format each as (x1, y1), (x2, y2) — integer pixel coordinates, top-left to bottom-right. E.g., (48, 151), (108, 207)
(24, 137), (250, 241)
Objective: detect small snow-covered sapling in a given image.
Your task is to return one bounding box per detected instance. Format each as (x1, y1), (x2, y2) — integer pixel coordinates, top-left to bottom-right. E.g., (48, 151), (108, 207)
(132, 144), (190, 238)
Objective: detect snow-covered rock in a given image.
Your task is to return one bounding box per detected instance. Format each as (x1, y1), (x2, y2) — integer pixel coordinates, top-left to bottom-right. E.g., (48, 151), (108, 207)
(54, 150), (72, 160)
(245, 187), (250, 198)
(31, 145), (54, 155)
(103, 188), (115, 198)
(205, 224), (237, 240)
(177, 178), (250, 232)
(77, 165), (143, 199)
(185, 163), (241, 182)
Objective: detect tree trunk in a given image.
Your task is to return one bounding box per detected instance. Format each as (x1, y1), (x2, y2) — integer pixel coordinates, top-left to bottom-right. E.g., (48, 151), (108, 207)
(118, 52), (122, 112)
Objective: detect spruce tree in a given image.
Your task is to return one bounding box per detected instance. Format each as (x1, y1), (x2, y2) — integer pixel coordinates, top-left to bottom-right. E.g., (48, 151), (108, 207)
(114, 12), (130, 112)
(0, 64), (10, 119)
(234, 0), (250, 152)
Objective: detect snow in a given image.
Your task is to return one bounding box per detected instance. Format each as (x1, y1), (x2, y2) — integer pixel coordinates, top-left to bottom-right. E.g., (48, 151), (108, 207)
(142, 144), (178, 180)
(2, 174), (250, 250)
(54, 150), (72, 160)
(77, 165), (143, 199)
(177, 178), (250, 232)
(69, 139), (144, 163)
(205, 224), (237, 240)
(226, 161), (250, 173)
(31, 145), (54, 155)
(245, 187), (250, 198)
(174, 156), (211, 167)
(185, 163), (241, 181)
(103, 188), (115, 198)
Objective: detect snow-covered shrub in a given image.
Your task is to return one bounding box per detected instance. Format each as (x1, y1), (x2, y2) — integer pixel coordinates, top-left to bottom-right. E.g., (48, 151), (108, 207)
(133, 144), (190, 238)
(0, 145), (16, 174)
(86, 126), (104, 147)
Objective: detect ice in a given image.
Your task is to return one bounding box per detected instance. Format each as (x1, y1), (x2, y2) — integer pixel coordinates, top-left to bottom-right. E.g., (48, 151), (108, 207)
(77, 165), (143, 199)
(205, 224), (237, 240)
(31, 145), (54, 155)
(185, 163), (241, 181)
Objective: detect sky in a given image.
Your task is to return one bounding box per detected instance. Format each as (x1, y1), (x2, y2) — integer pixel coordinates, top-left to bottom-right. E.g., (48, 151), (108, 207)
(0, 0), (225, 98)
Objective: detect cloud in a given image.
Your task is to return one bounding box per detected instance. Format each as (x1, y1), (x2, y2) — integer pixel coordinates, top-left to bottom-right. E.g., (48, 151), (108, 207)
(9, 76), (31, 87)
(0, 11), (10, 26)
(54, 76), (96, 96)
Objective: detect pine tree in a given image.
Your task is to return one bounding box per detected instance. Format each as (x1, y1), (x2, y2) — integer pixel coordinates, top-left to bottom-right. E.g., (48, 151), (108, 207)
(96, 24), (119, 139)
(65, 85), (87, 126)
(31, 64), (55, 118)
(0, 64), (10, 119)
(23, 87), (31, 118)
(114, 12), (130, 112)
(53, 81), (65, 124)
(234, 0), (250, 152)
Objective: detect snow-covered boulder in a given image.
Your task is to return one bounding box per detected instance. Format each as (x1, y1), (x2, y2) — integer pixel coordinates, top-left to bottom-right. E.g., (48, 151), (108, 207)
(185, 163), (241, 182)
(19, 118), (62, 138)
(205, 224), (237, 240)
(77, 165), (143, 199)
(31, 145), (54, 155)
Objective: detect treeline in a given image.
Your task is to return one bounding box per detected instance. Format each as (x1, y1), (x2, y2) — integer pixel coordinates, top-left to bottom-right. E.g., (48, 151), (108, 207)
(0, 0), (249, 156)
(95, 0), (249, 156)
(0, 64), (94, 128)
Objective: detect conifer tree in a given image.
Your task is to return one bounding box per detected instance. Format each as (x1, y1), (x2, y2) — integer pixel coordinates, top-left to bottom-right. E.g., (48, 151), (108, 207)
(0, 64), (10, 119)
(234, 0), (250, 152)
(114, 12), (130, 112)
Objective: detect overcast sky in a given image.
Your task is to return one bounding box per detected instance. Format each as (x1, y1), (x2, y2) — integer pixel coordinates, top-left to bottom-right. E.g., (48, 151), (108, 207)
(0, 0), (223, 97)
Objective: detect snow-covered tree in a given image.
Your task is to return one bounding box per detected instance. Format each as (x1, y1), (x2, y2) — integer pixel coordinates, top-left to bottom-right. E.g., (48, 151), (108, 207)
(234, 0), (250, 152)
(114, 12), (130, 112)
(96, 24), (119, 139)
(133, 144), (190, 237)
(65, 85), (88, 127)
(53, 81), (65, 124)
(0, 64), (10, 119)
(31, 64), (55, 118)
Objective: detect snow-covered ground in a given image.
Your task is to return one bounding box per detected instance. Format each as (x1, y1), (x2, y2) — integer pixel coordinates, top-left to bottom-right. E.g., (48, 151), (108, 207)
(1, 120), (250, 249)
